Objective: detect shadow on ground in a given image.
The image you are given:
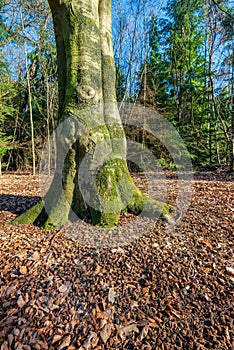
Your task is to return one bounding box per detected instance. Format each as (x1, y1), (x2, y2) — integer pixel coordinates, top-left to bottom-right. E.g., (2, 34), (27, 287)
(0, 194), (40, 215)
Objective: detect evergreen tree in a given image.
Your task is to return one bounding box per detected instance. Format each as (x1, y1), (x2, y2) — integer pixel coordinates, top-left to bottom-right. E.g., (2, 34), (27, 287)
(138, 0), (233, 167)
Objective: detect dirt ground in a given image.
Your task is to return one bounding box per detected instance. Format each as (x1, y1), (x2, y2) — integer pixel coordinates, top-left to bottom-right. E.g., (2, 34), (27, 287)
(0, 171), (233, 349)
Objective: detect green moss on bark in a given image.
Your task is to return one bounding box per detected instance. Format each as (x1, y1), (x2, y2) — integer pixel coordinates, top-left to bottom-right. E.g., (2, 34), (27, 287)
(91, 158), (173, 228)
(10, 200), (44, 225)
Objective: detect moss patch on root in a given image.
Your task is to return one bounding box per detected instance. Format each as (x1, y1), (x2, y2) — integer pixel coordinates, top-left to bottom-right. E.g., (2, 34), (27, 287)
(91, 158), (173, 228)
(10, 200), (44, 225)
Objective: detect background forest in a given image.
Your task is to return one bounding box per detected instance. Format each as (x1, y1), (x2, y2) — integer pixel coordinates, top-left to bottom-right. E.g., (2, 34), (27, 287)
(0, 0), (233, 174)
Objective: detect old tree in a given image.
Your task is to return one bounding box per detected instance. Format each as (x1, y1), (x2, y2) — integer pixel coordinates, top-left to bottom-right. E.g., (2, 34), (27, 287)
(13, 0), (172, 229)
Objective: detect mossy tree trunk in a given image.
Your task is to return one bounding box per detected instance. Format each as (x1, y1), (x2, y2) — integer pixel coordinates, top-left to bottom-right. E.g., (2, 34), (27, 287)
(12, 0), (172, 229)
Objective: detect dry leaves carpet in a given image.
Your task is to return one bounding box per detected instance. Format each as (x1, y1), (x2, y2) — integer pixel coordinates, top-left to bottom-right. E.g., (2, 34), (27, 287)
(0, 171), (233, 350)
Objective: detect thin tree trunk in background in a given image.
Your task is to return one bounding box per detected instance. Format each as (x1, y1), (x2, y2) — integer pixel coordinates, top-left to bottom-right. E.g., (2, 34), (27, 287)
(215, 123), (220, 164)
(230, 68), (234, 172)
(20, 6), (36, 176)
(207, 22), (215, 165)
(25, 45), (36, 176)
(142, 61), (147, 147)
(46, 77), (51, 176)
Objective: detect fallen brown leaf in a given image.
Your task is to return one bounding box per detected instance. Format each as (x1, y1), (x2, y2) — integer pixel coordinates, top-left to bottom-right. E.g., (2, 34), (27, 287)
(17, 295), (26, 308)
(58, 335), (71, 350)
(19, 265), (27, 274)
(100, 323), (112, 344)
(118, 324), (139, 340)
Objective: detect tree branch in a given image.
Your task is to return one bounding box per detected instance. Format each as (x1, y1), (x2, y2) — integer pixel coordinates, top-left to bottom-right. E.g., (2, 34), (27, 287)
(211, 0), (234, 19)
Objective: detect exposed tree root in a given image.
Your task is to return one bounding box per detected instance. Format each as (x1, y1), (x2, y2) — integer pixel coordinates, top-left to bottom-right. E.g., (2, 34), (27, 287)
(11, 159), (174, 229)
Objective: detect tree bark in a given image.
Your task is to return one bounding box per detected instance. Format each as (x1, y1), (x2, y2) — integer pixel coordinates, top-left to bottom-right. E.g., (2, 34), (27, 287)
(230, 44), (234, 172)
(12, 0), (171, 229)
(20, 5), (36, 176)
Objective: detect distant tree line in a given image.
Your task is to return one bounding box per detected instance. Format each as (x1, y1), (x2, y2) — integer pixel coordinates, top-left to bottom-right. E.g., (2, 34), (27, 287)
(0, 0), (233, 174)
(116, 0), (234, 171)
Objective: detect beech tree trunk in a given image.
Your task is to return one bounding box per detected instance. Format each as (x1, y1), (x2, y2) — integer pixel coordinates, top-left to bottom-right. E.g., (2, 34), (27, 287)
(12, 0), (171, 229)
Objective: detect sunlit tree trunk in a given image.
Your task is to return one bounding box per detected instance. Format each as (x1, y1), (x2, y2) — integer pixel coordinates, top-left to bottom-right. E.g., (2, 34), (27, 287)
(12, 0), (171, 229)
(20, 5), (36, 176)
(230, 44), (234, 172)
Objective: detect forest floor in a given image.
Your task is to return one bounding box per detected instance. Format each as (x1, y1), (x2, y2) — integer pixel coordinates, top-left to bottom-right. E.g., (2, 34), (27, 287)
(0, 170), (233, 350)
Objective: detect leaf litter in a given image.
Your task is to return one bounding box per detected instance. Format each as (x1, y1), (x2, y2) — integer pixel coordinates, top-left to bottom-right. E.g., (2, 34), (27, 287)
(0, 171), (233, 349)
